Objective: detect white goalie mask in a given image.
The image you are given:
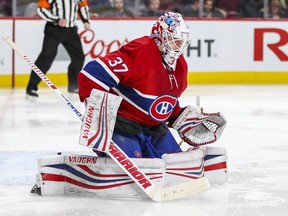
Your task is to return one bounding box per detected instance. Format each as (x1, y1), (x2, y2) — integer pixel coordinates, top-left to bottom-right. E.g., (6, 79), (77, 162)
(151, 12), (190, 70)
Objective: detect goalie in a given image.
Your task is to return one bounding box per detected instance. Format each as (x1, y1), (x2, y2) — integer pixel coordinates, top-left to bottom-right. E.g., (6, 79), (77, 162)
(31, 12), (227, 199)
(78, 12), (226, 158)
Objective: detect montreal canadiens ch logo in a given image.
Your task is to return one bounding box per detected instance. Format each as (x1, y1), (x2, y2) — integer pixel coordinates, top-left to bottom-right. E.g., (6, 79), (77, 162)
(149, 95), (178, 122)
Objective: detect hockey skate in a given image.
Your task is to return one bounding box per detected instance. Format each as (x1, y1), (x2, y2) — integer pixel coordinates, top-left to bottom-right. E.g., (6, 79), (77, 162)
(26, 89), (38, 98)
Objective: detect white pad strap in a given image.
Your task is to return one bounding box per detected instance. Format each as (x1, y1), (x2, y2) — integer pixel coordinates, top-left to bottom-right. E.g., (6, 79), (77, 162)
(79, 89), (122, 152)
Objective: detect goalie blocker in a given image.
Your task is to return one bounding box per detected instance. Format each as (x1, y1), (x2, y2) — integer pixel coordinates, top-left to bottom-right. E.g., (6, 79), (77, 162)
(31, 147), (227, 199)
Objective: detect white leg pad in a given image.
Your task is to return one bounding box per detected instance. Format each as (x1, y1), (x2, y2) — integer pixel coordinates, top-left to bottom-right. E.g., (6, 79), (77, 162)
(35, 148), (228, 199)
(37, 155), (66, 196)
(37, 154), (165, 199)
(162, 149), (205, 186)
(203, 147), (228, 184)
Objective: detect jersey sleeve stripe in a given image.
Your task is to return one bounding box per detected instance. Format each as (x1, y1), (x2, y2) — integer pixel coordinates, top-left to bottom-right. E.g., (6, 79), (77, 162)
(82, 60), (119, 89)
(37, 8), (59, 22)
(95, 58), (120, 84)
(133, 88), (157, 99)
(78, 0), (88, 7)
(112, 88), (148, 115)
(38, 0), (51, 8)
(79, 6), (90, 23)
(80, 70), (110, 91)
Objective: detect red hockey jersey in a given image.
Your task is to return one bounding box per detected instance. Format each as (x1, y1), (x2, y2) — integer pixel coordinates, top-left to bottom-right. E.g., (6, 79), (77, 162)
(78, 36), (188, 126)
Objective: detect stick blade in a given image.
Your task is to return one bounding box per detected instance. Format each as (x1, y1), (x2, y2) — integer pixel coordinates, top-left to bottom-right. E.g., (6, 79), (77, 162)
(150, 177), (210, 201)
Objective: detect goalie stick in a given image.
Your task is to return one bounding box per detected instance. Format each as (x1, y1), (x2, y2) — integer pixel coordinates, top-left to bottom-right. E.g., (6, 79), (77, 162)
(2, 34), (210, 201)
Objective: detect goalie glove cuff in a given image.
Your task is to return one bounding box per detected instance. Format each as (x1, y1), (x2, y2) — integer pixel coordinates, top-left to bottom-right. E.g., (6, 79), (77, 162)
(172, 105), (202, 133)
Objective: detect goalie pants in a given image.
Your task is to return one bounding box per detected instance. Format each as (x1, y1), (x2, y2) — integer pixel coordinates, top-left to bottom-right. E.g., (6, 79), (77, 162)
(108, 129), (182, 158)
(27, 23), (85, 91)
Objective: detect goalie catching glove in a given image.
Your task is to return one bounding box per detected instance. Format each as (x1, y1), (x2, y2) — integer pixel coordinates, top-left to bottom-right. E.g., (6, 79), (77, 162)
(171, 105), (226, 147)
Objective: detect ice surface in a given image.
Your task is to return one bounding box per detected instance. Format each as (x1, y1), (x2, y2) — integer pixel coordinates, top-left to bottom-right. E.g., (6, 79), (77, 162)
(0, 85), (288, 216)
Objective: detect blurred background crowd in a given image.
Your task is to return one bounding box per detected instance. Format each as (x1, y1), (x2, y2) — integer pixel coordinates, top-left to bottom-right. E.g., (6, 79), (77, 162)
(1, 0), (288, 19)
